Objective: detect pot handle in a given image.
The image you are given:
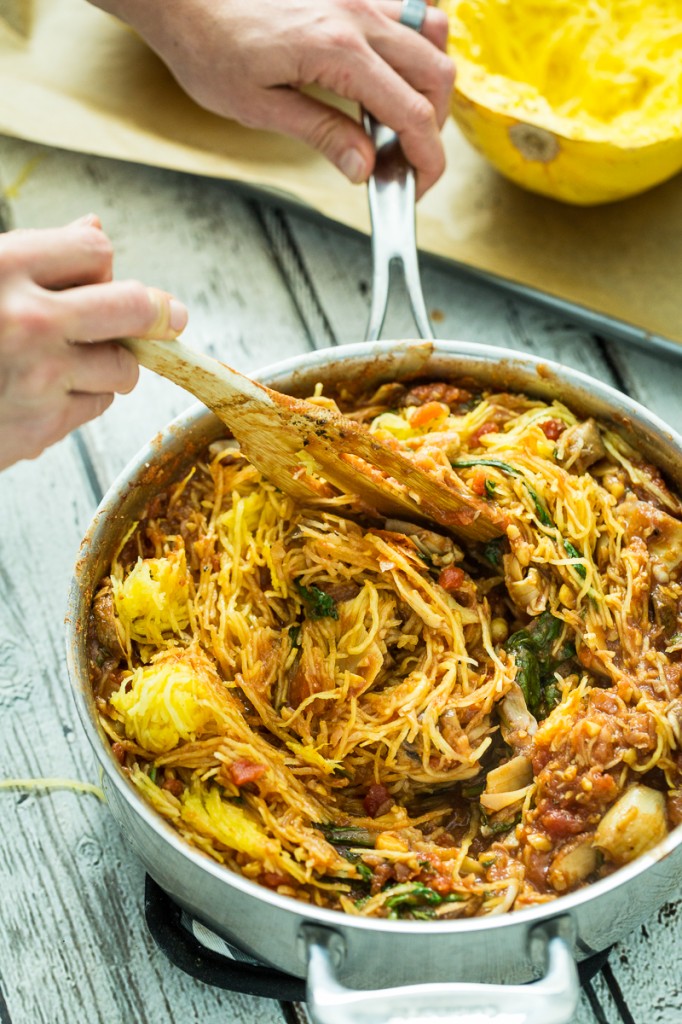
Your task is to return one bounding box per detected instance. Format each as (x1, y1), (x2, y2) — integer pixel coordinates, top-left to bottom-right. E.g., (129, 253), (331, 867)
(301, 922), (580, 1024)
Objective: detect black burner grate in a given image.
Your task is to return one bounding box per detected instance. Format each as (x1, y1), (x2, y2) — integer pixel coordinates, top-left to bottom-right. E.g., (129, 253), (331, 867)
(145, 875), (612, 1003)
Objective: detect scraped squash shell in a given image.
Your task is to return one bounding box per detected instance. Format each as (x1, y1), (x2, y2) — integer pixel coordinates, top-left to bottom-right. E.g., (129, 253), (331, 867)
(444, 0), (682, 204)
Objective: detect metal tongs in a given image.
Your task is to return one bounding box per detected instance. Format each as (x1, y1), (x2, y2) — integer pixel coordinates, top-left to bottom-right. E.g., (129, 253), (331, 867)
(363, 111), (434, 343)
(363, 0), (434, 343)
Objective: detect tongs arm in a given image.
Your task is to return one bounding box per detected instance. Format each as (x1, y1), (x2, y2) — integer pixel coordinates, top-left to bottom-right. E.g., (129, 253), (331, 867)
(363, 114), (434, 342)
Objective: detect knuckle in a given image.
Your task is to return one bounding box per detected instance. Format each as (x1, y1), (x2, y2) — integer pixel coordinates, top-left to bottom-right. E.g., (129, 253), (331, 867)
(436, 53), (456, 90)
(407, 93), (438, 132)
(0, 291), (58, 352)
(339, 0), (372, 21)
(82, 225), (114, 268)
(320, 29), (355, 59)
(317, 20), (364, 59)
(20, 356), (66, 402)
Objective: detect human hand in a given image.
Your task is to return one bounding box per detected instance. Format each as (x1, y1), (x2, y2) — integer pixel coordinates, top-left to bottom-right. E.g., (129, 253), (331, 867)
(94, 0), (455, 197)
(0, 215), (188, 471)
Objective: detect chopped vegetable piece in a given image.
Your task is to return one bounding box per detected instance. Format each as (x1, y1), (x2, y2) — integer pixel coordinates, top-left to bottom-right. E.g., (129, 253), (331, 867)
(451, 458), (520, 475)
(505, 612), (565, 718)
(316, 825), (376, 848)
(563, 539), (588, 578)
(295, 581), (339, 620)
(384, 882), (444, 909)
(483, 536), (506, 568)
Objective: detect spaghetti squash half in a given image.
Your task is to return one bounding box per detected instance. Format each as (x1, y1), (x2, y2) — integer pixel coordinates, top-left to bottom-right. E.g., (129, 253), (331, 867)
(444, 0), (682, 204)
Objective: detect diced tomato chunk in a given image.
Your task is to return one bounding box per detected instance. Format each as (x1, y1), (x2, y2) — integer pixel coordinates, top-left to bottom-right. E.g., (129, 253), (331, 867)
(363, 783), (393, 818)
(111, 742), (126, 766)
(261, 872), (291, 889)
(539, 808), (588, 838)
(409, 401), (449, 428)
(438, 566), (465, 592)
(161, 777), (184, 797)
(540, 419), (565, 440)
(471, 468), (488, 496)
(470, 422), (499, 445)
(229, 759), (267, 786)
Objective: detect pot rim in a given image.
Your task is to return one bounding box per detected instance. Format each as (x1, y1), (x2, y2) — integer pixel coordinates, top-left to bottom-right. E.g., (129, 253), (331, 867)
(67, 337), (682, 938)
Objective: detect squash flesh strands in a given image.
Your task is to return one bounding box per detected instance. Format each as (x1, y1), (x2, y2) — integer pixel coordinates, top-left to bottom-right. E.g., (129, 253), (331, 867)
(445, 0), (682, 203)
(90, 382), (682, 920)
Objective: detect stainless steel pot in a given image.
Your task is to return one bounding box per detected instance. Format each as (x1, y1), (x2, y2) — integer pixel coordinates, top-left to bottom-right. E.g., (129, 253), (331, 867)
(66, 340), (682, 1024)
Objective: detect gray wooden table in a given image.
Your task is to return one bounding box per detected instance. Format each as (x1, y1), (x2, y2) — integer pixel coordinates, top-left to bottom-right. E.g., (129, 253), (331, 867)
(0, 133), (680, 1024)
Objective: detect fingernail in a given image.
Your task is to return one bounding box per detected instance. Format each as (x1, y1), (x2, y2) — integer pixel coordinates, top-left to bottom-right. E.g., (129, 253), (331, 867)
(72, 213), (101, 228)
(168, 298), (188, 333)
(339, 148), (368, 184)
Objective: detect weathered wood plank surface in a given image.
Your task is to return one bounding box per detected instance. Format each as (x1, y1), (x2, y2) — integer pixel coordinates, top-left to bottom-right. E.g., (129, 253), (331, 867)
(0, 134), (680, 1024)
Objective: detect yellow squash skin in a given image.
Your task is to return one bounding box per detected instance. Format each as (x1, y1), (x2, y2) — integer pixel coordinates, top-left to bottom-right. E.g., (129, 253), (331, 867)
(444, 0), (682, 205)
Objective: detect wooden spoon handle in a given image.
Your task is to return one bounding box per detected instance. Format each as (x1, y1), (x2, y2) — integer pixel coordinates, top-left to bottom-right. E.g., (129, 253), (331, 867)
(121, 336), (277, 423)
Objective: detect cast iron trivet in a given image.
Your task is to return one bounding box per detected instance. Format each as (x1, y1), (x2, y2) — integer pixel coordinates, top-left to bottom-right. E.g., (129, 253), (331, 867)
(145, 874), (612, 1003)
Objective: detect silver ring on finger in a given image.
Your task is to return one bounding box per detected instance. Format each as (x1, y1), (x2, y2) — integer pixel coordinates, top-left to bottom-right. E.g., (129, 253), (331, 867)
(399, 0), (428, 32)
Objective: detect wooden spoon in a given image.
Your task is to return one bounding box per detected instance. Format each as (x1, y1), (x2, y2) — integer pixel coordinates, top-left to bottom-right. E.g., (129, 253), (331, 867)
(122, 337), (507, 543)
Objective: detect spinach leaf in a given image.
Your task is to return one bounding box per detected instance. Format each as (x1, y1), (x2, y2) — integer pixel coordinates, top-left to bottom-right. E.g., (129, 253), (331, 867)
(524, 484), (554, 528)
(315, 824), (376, 848)
(483, 536), (506, 568)
(288, 624), (301, 646)
(451, 458), (521, 475)
(505, 612), (566, 718)
(527, 610), (563, 651)
(295, 581), (339, 620)
(384, 882), (444, 909)
(563, 539), (587, 579)
(505, 635), (541, 712)
(481, 811), (521, 836)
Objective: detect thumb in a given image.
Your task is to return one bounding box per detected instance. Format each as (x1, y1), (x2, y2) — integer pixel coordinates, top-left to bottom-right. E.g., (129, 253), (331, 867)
(142, 287), (189, 339)
(263, 89), (375, 185)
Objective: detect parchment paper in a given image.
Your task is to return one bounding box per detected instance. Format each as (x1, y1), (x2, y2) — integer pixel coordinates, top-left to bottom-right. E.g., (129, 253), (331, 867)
(3, 0), (682, 349)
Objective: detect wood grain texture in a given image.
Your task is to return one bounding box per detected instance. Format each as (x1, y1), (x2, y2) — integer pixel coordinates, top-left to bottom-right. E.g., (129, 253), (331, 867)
(1, 131), (680, 1024)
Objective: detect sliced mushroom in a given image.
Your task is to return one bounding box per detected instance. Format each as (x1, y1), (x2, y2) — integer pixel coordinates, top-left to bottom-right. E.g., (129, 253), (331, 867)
(498, 683), (538, 754)
(556, 419), (606, 474)
(548, 839), (599, 892)
(92, 585), (125, 658)
(481, 754), (534, 814)
(208, 438), (243, 464)
(620, 497), (682, 574)
(594, 784), (668, 866)
(651, 584), (679, 636)
(383, 519), (464, 567)
(508, 567), (549, 615)
(485, 754), (533, 795)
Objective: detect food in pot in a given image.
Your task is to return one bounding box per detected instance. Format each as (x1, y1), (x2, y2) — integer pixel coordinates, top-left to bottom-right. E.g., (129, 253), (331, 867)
(443, 0), (682, 204)
(88, 378), (682, 920)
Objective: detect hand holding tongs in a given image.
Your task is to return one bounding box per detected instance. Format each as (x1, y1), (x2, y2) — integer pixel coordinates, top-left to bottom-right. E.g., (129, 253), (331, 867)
(117, 6), (506, 543)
